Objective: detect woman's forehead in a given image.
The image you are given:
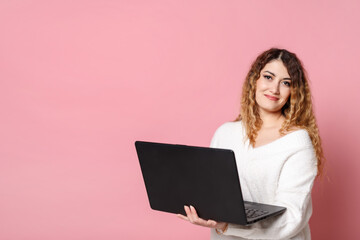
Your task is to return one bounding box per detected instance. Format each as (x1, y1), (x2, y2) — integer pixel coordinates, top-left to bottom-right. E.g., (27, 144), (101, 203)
(261, 60), (290, 79)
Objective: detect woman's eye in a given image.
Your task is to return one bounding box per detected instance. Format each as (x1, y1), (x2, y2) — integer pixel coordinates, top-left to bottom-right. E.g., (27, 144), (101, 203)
(263, 75), (272, 80)
(282, 81), (291, 87)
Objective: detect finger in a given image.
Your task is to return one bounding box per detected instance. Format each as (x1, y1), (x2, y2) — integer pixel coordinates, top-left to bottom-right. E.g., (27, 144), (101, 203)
(190, 206), (212, 226)
(206, 219), (217, 227)
(190, 205), (197, 215)
(189, 205), (200, 223)
(177, 214), (189, 221)
(186, 205), (210, 226)
(184, 206), (194, 223)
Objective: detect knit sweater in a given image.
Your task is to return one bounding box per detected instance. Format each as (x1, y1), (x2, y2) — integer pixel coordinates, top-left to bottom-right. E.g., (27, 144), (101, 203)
(209, 121), (317, 240)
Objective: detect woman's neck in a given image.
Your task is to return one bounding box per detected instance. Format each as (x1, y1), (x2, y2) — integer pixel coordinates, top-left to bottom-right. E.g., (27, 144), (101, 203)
(259, 110), (285, 129)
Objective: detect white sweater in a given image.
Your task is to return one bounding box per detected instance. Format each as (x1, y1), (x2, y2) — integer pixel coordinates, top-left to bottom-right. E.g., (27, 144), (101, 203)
(209, 121), (317, 240)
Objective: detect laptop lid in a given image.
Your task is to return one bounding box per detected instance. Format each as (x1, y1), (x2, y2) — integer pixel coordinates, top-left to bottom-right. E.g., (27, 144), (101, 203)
(135, 140), (248, 225)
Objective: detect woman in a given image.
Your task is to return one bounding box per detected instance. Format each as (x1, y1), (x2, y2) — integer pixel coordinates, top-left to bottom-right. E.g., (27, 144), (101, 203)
(177, 48), (324, 239)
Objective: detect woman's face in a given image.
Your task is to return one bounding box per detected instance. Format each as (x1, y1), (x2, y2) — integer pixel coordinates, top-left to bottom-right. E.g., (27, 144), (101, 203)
(255, 60), (292, 115)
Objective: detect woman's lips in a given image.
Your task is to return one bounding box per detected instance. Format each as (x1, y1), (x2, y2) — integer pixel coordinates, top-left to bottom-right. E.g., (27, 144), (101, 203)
(265, 94), (279, 101)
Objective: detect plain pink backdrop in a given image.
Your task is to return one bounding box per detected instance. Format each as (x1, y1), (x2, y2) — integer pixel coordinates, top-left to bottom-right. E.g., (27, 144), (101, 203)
(1, 0), (360, 239)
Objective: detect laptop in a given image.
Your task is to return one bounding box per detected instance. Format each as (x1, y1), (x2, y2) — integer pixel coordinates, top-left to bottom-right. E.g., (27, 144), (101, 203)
(135, 141), (286, 225)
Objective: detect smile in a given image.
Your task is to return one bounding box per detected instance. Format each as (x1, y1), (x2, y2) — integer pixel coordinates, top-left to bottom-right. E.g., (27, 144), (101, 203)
(264, 94), (279, 101)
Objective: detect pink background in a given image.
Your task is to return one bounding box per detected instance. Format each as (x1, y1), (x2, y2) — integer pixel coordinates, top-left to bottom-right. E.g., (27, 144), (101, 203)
(1, 0), (360, 239)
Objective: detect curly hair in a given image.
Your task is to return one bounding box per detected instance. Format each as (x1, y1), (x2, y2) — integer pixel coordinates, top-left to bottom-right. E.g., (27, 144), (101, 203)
(235, 48), (324, 177)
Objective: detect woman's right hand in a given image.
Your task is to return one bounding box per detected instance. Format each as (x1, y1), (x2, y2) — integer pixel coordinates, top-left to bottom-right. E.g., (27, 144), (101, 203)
(177, 205), (228, 232)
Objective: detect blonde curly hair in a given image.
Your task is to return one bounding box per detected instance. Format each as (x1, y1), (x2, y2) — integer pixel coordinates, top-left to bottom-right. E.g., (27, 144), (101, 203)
(235, 48), (324, 177)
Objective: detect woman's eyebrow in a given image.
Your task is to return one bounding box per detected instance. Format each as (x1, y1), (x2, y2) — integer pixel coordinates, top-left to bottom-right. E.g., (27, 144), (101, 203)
(264, 70), (291, 80)
(264, 70), (275, 76)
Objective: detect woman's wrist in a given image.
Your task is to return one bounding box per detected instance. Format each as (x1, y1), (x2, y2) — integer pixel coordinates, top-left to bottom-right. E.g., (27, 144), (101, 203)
(215, 222), (228, 234)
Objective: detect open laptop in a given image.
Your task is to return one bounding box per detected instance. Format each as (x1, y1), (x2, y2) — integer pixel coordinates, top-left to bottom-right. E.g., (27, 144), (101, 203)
(135, 141), (286, 225)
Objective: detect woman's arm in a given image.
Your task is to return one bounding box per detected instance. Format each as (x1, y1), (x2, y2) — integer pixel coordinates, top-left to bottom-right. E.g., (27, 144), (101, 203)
(222, 147), (318, 239)
(177, 147), (317, 239)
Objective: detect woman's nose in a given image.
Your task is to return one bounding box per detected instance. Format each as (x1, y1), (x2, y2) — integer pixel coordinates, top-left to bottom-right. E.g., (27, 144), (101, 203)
(270, 82), (280, 94)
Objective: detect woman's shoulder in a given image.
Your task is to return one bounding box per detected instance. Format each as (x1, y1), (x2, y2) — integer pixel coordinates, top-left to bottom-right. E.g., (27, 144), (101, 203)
(281, 127), (313, 149)
(210, 121), (245, 148)
(212, 121), (245, 140)
(214, 120), (244, 134)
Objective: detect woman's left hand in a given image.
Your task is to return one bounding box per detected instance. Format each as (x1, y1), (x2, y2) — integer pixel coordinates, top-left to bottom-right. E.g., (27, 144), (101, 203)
(177, 205), (228, 231)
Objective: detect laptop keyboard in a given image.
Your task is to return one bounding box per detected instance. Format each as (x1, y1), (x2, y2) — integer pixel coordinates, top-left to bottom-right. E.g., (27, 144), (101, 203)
(245, 208), (269, 219)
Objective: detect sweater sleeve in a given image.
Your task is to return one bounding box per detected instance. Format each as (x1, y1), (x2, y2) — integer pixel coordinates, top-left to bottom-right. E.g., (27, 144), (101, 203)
(209, 123), (224, 148)
(223, 146), (318, 240)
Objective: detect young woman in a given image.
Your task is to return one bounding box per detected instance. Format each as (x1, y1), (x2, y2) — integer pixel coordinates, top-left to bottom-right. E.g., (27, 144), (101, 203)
(178, 48), (324, 240)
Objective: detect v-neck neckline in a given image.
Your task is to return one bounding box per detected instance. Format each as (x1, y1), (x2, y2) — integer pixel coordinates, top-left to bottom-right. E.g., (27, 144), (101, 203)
(249, 129), (307, 151)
